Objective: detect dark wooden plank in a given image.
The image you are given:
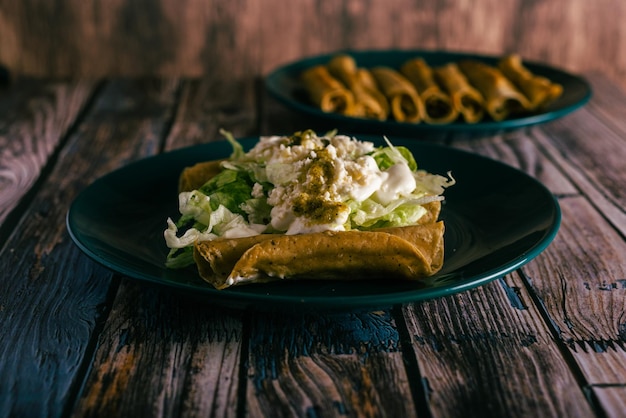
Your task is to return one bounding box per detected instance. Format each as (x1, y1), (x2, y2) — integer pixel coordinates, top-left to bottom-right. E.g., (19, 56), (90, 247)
(164, 78), (260, 151)
(523, 197), (626, 380)
(0, 79), (180, 418)
(0, 79), (94, 228)
(71, 78), (258, 416)
(244, 310), (418, 418)
(590, 387), (626, 418)
(450, 129), (579, 197)
(532, 87), (626, 236)
(582, 73), (626, 135)
(71, 282), (243, 417)
(403, 277), (596, 418)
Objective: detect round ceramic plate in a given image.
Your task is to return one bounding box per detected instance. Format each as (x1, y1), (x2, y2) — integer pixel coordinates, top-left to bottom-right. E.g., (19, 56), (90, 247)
(265, 50), (592, 135)
(67, 136), (560, 310)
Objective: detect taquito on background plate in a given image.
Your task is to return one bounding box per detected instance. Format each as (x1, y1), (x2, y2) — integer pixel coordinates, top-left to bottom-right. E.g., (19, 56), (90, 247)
(433, 63), (485, 123)
(401, 58), (459, 124)
(458, 60), (531, 121)
(498, 54), (563, 110)
(300, 65), (356, 115)
(327, 54), (389, 120)
(370, 66), (424, 123)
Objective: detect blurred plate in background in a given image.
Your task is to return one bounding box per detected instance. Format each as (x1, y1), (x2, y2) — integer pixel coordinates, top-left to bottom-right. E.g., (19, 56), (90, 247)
(265, 49), (592, 136)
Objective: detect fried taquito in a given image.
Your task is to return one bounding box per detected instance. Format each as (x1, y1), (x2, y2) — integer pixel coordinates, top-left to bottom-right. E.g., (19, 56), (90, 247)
(458, 60), (531, 121)
(300, 65), (356, 115)
(327, 54), (389, 120)
(370, 66), (424, 123)
(498, 54), (563, 110)
(401, 58), (459, 124)
(434, 63), (485, 123)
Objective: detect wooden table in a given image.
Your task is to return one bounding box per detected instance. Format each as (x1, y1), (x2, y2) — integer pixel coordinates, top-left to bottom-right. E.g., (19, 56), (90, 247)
(1, 72), (625, 418)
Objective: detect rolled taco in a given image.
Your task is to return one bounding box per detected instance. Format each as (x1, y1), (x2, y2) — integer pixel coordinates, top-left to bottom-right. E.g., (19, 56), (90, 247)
(370, 66), (424, 123)
(400, 58), (459, 124)
(457, 60), (531, 121)
(433, 63), (485, 123)
(327, 54), (389, 120)
(300, 65), (356, 115)
(194, 221), (444, 289)
(178, 160), (224, 192)
(356, 68), (381, 93)
(498, 54), (563, 110)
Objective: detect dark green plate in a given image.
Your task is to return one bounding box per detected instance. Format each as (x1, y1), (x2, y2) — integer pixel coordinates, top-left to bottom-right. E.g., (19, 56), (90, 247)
(265, 49), (591, 135)
(66, 136), (560, 310)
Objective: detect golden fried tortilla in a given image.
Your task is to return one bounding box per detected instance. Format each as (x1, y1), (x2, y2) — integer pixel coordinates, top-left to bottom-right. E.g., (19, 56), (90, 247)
(458, 60), (531, 121)
(178, 160), (224, 192)
(434, 63), (485, 123)
(193, 201), (443, 289)
(194, 221), (445, 289)
(498, 54), (563, 110)
(300, 65), (356, 115)
(400, 58), (459, 124)
(370, 66), (424, 123)
(327, 54), (389, 120)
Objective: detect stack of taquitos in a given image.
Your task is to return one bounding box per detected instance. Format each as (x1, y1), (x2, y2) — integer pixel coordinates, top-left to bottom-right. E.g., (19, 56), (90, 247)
(401, 58), (459, 124)
(369, 66), (424, 123)
(300, 65), (356, 116)
(327, 54), (390, 120)
(457, 60), (531, 121)
(433, 63), (485, 124)
(298, 53), (564, 124)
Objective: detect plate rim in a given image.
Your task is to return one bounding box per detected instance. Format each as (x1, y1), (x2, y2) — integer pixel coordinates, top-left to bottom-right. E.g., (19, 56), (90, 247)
(265, 48), (592, 133)
(66, 136), (562, 310)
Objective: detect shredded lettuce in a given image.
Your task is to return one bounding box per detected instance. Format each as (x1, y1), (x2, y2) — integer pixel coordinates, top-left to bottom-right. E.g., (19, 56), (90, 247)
(198, 169), (254, 216)
(220, 128), (245, 161)
(371, 136), (418, 171)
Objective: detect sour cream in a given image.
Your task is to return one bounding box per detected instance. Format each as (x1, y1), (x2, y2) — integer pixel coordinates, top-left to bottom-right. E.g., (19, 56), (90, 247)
(244, 132), (418, 234)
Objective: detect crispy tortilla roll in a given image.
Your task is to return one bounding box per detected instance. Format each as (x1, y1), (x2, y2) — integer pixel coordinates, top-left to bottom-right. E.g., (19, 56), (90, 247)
(178, 160), (224, 192)
(193, 201), (442, 289)
(458, 60), (531, 121)
(434, 63), (485, 123)
(300, 65), (356, 115)
(356, 68), (380, 92)
(327, 54), (389, 120)
(498, 54), (563, 110)
(370, 67), (424, 123)
(194, 221), (444, 289)
(400, 58), (459, 124)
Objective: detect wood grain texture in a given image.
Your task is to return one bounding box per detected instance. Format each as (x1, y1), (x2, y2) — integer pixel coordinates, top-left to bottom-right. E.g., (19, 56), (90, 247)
(535, 78), (626, 236)
(0, 0), (624, 89)
(0, 80), (93, 227)
(402, 277), (595, 418)
(450, 130), (579, 197)
(590, 387), (626, 418)
(1, 68), (625, 417)
(164, 78), (260, 151)
(444, 74), (626, 415)
(522, 197), (626, 376)
(245, 310), (417, 418)
(0, 79), (179, 418)
(71, 77), (259, 416)
(72, 281), (243, 417)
